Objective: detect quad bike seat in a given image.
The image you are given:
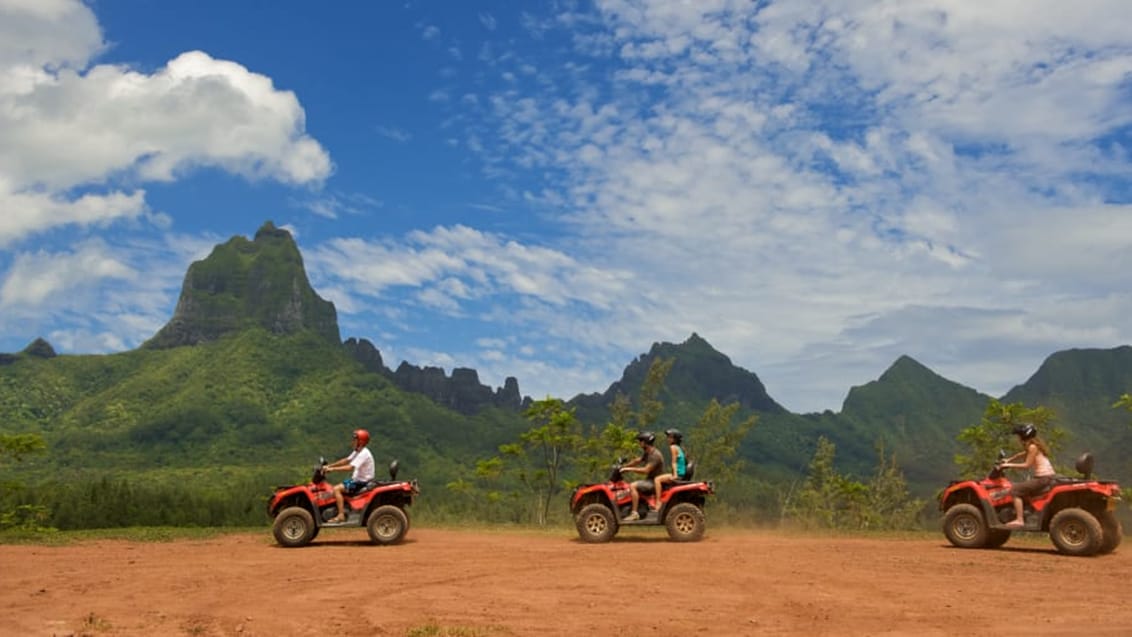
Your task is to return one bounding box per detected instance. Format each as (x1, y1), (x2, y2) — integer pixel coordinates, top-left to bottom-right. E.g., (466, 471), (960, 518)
(352, 481), (378, 496)
(356, 479), (407, 494)
(658, 462), (699, 491)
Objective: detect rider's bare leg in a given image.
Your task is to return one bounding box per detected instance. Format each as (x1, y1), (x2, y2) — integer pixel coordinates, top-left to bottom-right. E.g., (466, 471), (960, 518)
(625, 484), (641, 520)
(1007, 498), (1024, 526)
(332, 484), (347, 521)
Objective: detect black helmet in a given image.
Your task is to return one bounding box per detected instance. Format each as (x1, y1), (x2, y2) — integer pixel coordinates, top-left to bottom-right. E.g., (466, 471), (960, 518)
(1012, 424), (1037, 440)
(664, 428), (683, 443)
(635, 431), (656, 444)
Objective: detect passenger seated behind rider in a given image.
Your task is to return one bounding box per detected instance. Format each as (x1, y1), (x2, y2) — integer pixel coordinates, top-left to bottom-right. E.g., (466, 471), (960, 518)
(999, 424), (1055, 528)
(653, 428), (687, 508)
(620, 431), (664, 521)
(324, 428), (376, 523)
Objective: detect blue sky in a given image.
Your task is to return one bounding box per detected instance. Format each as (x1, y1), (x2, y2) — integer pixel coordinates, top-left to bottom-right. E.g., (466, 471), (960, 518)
(2, 0), (1131, 413)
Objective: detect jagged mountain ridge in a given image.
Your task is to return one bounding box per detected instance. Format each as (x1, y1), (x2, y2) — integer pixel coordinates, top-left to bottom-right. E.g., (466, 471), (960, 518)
(4, 221), (1132, 490)
(343, 337), (524, 413)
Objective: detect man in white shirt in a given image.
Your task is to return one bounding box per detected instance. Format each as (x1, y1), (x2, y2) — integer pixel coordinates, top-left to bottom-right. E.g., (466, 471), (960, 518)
(325, 428), (376, 523)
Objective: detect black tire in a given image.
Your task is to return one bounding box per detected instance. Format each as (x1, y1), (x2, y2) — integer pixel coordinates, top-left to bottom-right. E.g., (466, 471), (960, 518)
(575, 503), (617, 543)
(942, 503), (989, 549)
(665, 502), (706, 542)
(985, 529), (1011, 548)
(1049, 507), (1103, 557)
(272, 506), (316, 548)
(366, 505), (409, 545)
(1098, 510), (1123, 555)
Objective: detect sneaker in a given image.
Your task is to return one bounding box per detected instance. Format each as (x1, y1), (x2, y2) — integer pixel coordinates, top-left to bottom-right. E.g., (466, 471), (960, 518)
(623, 511), (640, 521)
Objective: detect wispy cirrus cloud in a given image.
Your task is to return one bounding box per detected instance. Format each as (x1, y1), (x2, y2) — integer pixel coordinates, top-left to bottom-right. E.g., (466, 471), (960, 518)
(379, 0), (1132, 409)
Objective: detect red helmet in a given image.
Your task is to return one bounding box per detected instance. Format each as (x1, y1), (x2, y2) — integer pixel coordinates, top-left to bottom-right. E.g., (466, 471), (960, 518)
(352, 429), (370, 446)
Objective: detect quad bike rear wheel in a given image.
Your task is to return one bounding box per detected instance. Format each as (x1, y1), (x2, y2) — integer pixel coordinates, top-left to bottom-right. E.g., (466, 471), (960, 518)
(575, 503), (617, 543)
(942, 503), (989, 549)
(273, 506), (316, 548)
(1098, 510), (1123, 555)
(367, 505), (409, 545)
(665, 502), (705, 542)
(1049, 507), (1103, 557)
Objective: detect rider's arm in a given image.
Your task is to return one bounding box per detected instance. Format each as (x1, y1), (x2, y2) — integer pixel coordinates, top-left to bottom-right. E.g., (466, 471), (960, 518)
(1002, 445), (1038, 469)
(326, 455), (356, 472)
(669, 445), (679, 477)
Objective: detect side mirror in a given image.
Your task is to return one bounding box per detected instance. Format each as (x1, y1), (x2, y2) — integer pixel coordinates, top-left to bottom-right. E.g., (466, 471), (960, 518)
(389, 459), (400, 480)
(1075, 453), (1095, 479)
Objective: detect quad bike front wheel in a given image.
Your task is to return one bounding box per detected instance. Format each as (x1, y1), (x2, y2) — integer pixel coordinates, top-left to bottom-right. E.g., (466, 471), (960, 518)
(1049, 507), (1103, 557)
(273, 506), (316, 548)
(942, 503), (989, 549)
(665, 502), (706, 542)
(575, 503), (617, 543)
(366, 505), (409, 545)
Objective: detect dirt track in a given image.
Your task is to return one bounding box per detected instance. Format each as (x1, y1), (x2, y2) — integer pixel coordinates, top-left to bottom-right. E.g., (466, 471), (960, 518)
(2, 526), (1131, 636)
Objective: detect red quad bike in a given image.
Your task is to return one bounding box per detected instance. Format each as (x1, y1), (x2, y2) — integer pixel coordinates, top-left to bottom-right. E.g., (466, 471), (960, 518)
(570, 459), (714, 542)
(939, 451), (1122, 556)
(268, 458), (419, 548)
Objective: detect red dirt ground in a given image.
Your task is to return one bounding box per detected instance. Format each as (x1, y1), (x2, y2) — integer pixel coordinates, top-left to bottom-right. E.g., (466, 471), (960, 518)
(2, 526), (1131, 636)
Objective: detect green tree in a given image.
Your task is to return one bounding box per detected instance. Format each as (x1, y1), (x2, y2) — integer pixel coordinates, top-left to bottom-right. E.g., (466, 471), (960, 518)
(684, 399), (757, 487)
(1114, 393), (1132, 414)
(785, 437), (922, 531)
(1111, 393), (1132, 501)
(785, 436), (851, 528)
(489, 398), (584, 525)
(955, 399), (1064, 477)
(857, 443), (924, 530)
(0, 433), (47, 462)
(574, 358), (675, 481)
(0, 432), (51, 531)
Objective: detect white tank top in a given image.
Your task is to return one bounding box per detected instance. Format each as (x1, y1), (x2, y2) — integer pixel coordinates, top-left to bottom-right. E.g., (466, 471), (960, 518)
(1032, 447), (1055, 477)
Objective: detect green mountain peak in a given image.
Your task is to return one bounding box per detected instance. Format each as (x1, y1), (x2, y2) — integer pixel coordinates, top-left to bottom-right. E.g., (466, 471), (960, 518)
(143, 221), (340, 349)
(572, 333), (787, 415)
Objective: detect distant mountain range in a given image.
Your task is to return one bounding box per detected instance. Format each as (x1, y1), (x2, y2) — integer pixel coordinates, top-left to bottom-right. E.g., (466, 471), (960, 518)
(3, 222), (1130, 494)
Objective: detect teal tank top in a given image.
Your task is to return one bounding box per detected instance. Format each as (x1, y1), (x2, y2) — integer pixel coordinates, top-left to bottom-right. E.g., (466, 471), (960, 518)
(674, 446), (686, 477)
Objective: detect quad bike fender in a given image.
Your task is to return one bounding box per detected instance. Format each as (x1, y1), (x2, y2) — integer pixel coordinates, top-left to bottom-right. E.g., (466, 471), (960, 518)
(939, 480), (994, 510)
(570, 483), (618, 513)
(338, 480), (418, 523)
(664, 481), (714, 497)
(1042, 484), (1122, 519)
(939, 482), (1003, 524)
(268, 485), (318, 518)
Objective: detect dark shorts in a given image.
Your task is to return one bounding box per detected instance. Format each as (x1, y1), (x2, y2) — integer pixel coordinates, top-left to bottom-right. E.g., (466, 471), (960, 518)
(342, 478), (368, 494)
(1011, 476), (1053, 498)
(632, 479), (655, 494)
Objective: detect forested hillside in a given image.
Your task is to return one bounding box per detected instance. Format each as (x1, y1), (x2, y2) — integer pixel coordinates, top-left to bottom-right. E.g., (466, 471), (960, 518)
(2, 223), (1131, 530)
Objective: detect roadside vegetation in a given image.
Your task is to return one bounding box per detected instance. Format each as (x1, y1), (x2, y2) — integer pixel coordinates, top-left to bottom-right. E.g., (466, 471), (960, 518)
(3, 351), (1129, 539)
